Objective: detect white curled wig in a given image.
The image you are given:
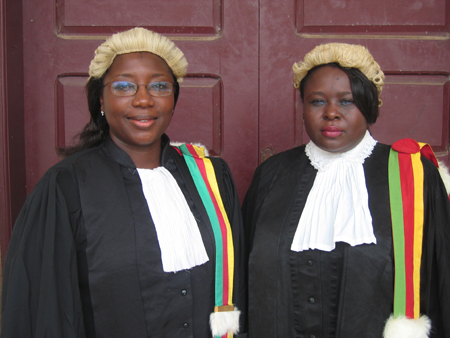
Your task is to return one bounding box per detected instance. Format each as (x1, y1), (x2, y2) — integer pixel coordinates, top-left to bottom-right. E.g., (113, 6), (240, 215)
(293, 43), (385, 106)
(88, 27), (188, 82)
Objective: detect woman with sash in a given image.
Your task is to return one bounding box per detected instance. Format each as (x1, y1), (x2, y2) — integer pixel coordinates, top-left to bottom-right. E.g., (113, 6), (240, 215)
(2, 27), (246, 338)
(243, 43), (450, 338)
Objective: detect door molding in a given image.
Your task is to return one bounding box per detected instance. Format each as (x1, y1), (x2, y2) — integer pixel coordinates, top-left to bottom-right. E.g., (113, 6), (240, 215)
(0, 0), (26, 267)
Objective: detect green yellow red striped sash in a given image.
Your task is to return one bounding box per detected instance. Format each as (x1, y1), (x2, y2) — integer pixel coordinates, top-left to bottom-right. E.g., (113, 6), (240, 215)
(176, 144), (235, 338)
(388, 138), (438, 319)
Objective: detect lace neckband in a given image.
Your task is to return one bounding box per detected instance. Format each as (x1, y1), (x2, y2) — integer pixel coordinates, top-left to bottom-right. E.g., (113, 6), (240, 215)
(306, 130), (377, 171)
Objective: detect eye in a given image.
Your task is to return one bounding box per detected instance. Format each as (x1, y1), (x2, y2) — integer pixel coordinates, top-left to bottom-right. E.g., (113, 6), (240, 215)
(310, 99), (326, 106)
(148, 81), (172, 92)
(340, 98), (354, 106)
(111, 81), (137, 95)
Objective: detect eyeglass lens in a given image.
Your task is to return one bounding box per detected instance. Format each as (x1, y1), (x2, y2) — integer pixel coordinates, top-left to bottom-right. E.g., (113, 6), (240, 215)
(110, 81), (173, 97)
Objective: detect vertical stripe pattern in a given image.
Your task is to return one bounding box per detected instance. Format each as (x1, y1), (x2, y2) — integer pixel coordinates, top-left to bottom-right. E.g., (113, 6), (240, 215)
(176, 144), (235, 338)
(388, 139), (431, 320)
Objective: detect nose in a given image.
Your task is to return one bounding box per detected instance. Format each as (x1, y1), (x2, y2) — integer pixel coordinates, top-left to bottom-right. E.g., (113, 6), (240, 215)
(132, 84), (155, 107)
(323, 102), (341, 120)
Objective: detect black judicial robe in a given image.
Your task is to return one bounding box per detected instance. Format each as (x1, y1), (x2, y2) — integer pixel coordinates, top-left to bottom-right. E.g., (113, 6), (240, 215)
(242, 143), (450, 338)
(1, 134), (247, 338)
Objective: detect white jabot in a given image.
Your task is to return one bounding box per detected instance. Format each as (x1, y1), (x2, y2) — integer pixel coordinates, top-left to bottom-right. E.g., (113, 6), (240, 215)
(291, 130), (378, 252)
(137, 167), (209, 272)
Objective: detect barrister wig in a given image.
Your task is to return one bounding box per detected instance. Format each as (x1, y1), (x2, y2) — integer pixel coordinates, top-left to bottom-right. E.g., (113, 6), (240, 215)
(88, 27), (188, 82)
(293, 43), (385, 103)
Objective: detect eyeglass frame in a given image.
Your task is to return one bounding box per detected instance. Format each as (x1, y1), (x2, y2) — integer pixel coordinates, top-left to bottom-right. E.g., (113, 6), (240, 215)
(103, 80), (174, 97)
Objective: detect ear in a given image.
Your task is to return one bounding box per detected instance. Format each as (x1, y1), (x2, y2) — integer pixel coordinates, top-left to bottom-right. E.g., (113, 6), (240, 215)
(100, 94), (104, 112)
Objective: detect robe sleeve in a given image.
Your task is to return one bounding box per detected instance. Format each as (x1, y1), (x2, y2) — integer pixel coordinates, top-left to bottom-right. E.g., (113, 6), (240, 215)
(210, 157), (248, 338)
(421, 157), (450, 337)
(241, 152), (287, 252)
(1, 167), (86, 338)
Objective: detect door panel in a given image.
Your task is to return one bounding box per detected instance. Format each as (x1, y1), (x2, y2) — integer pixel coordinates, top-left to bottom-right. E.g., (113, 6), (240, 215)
(299, 0), (448, 34)
(371, 74), (449, 152)
(260, 0), (450, 165)
(57, 0), (221, 36)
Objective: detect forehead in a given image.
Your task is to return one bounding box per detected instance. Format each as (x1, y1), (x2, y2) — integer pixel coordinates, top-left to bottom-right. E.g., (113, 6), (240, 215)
(106, 52), (172, 77)
(304, 65), (351, 91)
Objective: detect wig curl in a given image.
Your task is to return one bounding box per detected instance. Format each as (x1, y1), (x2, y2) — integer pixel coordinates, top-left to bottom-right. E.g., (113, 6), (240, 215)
(89, 27), (188, 82)
(293, 43), (384, 96)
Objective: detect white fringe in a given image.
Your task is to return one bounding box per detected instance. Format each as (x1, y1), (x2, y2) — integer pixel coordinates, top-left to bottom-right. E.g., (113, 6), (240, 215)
(438, 160), (450, 195)
(383, 315), (431, 338)
(209, 307), (240, 337)
(170, 141), (209, 156)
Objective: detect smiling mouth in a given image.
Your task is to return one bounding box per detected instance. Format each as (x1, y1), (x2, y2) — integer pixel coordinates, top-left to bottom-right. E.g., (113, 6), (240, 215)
(128, 116), (157, 128)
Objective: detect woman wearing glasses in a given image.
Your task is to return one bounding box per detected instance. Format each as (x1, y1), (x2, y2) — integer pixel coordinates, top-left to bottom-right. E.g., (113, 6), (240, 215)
(1, 28), (246, 338)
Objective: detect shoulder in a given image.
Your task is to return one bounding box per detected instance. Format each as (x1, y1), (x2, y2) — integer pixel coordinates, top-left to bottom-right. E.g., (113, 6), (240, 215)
(32, 147), (101, 198)
(364, 142), (391, 168)
(244, 145), (307, 203)
(52, 146), (101, 170)
(366, 142), (391, 160)
(169, 143), (237, 191)
(387, 138), (450, 194)
(208, 156), (231, 173)
(374, 142), (391, 153)
(422, 155), (448, 192)
(254, 145), (307, 179)
(169, 143), (231, 173)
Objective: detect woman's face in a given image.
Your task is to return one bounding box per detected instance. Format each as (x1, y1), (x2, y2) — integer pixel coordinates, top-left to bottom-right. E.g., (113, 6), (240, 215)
(302, 65), (368, 153)
(100, 52), (175, 154)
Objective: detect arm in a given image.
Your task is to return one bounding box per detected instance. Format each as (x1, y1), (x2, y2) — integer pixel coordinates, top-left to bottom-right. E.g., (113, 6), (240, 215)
(421, 158), (450, 338)
(1, 168), (85, 338)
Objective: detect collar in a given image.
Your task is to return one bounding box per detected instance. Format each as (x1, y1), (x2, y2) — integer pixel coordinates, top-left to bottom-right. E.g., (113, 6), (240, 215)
(291, 130), (378, 252)
(306, 130), (377, 171)
(101, 134), (173, 169)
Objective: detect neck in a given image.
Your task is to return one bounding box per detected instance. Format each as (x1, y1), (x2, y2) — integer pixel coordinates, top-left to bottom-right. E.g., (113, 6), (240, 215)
(130, 148), (161, 169)
(111, 137), (163, 169)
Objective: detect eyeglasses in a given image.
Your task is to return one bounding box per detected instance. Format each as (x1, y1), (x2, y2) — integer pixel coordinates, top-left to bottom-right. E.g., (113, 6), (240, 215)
(104, 81), (173, 97)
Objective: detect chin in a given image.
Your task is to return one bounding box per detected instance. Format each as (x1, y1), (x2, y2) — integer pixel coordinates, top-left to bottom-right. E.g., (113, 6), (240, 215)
(316, 144), (348, 153)
(318, 140), (359, 153)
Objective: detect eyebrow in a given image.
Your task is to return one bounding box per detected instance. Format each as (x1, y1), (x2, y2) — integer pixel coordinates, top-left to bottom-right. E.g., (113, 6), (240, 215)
(114, 72), (169, 79)
(308, 91), (353, 96)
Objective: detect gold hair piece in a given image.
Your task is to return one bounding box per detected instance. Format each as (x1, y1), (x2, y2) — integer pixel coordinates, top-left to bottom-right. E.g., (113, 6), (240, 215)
(89, 27), (188, 82)
(293, 43), (385, 106)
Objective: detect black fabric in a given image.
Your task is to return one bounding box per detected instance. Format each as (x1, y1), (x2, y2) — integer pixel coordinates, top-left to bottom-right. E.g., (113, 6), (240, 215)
(242, 143), (450, 338)
(1, 134), (247, 338)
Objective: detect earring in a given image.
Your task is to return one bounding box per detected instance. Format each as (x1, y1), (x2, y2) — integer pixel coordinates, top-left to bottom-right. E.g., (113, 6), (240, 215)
(101, 111), (105, 116)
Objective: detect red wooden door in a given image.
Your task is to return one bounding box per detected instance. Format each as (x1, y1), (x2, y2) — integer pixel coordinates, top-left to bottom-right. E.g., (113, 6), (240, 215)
(258, 0), (450, 164)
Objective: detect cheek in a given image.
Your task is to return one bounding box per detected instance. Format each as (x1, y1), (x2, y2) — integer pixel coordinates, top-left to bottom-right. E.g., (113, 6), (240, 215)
(349, 118), (368, 140)
(303, 112), (319, 132)
(355, 113), (369, 130)
(103, 95), (129, 113)
(165, 96), (175, 111)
